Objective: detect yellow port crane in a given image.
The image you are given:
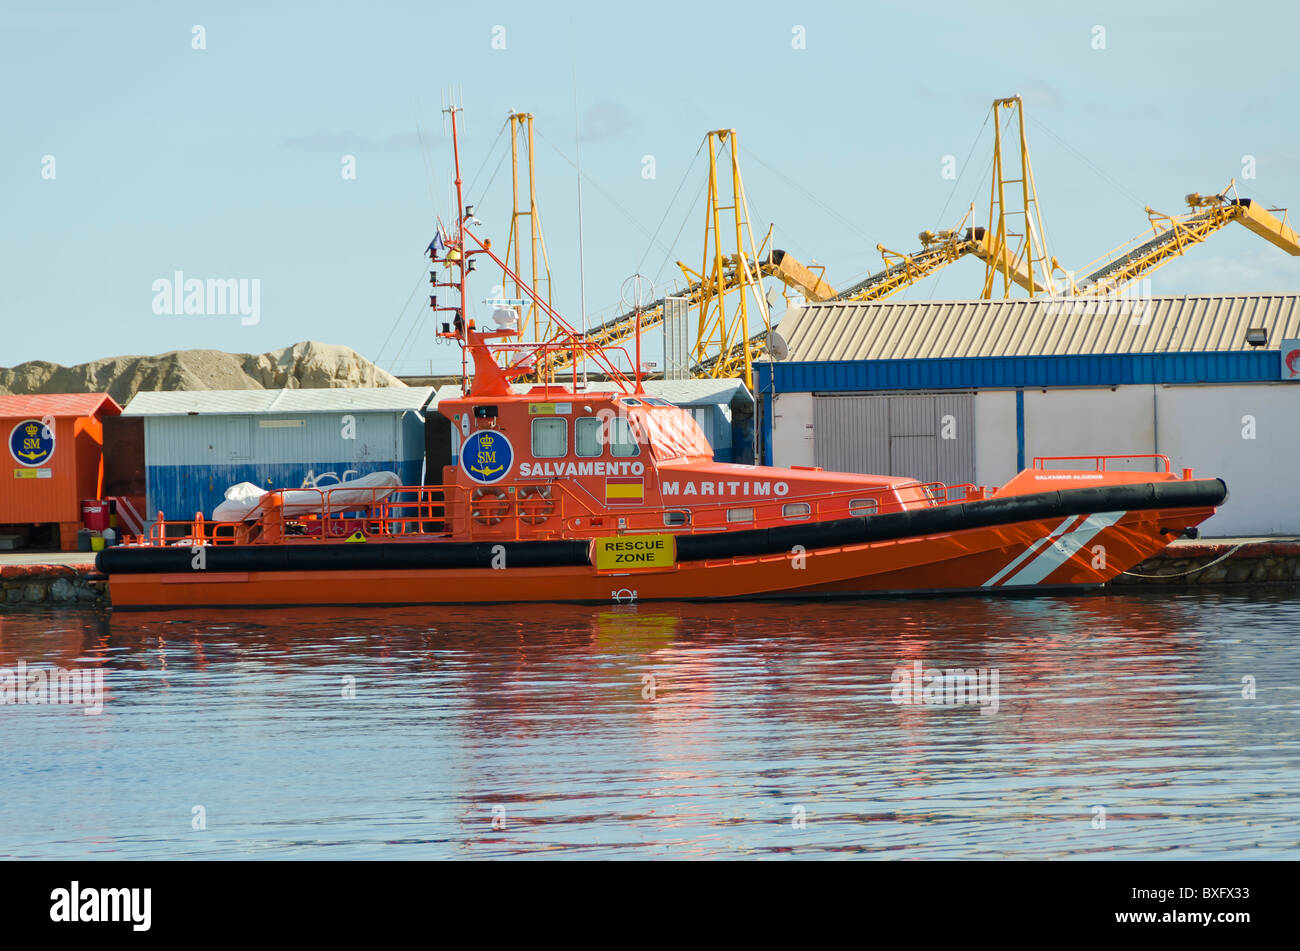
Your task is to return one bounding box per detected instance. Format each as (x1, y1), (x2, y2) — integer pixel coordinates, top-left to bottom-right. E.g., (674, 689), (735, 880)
(692, 106), (1300, 377)
(703, 115), (1052, 372)
(1063, 180), (1300, 296)
(532, 130), (835, 386)
(676, 129), (856, 383)
(530, 246), (834, 382)
(503, 112), (556, 342)
(831, 95), (1053, 306)
(980, 95), (1057, 298)
(549, 98), (1057, 380)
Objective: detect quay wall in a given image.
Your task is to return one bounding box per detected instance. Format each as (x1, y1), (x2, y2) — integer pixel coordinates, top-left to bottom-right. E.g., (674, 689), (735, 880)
(1, 564), (108, 607)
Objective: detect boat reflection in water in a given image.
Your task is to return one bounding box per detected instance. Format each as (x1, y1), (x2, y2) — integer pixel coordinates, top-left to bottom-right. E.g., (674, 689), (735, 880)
(3, 588), (1295, 858)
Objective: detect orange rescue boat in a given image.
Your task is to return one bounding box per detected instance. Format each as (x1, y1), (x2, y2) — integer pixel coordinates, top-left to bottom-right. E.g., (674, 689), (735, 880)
(96, 108), (1226, 608)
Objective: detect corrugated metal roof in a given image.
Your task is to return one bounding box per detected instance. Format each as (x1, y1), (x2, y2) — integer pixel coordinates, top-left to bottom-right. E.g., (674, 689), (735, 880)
(123, 387), (434, 417)
(778, 294), (1300, 362)
(430, 378), (751, 407)
(0, 392), (122, 418)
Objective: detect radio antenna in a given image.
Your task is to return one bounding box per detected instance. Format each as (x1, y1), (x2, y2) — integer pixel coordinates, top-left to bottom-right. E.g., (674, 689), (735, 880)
(572, 63), (589, 387)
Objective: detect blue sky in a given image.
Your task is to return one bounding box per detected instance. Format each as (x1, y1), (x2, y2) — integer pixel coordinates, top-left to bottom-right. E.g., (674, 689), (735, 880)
(4, 0), (1298, 374)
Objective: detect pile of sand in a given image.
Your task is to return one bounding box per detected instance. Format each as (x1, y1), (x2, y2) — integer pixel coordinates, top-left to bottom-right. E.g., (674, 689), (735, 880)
(0, 341), (405, 406)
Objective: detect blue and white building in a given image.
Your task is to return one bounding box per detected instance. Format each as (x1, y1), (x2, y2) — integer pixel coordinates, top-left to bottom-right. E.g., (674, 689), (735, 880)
(122, 387), (433, 521)
(758, 293), (1300, 536)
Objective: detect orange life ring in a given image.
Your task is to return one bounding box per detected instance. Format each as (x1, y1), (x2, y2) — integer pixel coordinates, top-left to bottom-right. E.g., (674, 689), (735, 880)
(471, 486), (509, 525)
(517, 485), (555, 525)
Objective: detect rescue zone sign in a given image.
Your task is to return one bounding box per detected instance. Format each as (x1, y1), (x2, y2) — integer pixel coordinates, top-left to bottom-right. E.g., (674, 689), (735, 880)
(592, 534), (677, 572)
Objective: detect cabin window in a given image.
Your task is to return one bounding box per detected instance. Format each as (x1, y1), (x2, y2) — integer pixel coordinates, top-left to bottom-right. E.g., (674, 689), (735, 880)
(531, 417), (568, 458)
(644, 397), (673, 407)
(727, 507), (754, 523)
(663, 510), (691, 527)
(621, 398), (643, 406)
(782, 502), (811, 520)
(609, 417), (640, 458)
(849, 498), (879, 516)
(575, 417), (603, 457)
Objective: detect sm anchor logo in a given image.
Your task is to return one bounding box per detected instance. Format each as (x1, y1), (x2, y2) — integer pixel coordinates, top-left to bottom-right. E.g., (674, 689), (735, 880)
(9, 418), (56, 467)
(462, 430), (513, 484)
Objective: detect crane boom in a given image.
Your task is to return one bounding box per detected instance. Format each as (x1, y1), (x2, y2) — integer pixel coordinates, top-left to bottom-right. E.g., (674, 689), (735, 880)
(1228, 198), (1300, 253)
(532, 249), (833, 378)
(763, 249), (837, 302)
(1072, 184), (1300, 297)
(835, 232), (972, 301)
(835, 224), (1038, 303)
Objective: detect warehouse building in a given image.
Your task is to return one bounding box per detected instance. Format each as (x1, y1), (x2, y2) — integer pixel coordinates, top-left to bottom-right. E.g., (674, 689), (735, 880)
(757, 293), (1300, 536)
(121, 387), (433, 522)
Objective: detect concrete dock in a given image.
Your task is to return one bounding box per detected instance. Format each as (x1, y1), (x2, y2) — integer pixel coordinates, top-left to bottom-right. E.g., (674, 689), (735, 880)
(1112, 536), (1300, 586)
(1, 554), (104, 606)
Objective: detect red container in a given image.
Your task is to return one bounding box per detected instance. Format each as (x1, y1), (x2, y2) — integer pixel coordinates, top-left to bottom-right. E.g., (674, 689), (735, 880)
(81, 499), (109, 531)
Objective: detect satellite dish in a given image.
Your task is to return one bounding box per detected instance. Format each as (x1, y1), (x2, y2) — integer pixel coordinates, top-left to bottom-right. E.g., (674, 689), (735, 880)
(491, 305), (519, 330)
(766, 329), (790, 361)
(765, 285), (782, 311)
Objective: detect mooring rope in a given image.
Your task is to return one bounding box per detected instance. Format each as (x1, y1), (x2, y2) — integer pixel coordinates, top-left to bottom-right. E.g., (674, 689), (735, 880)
(1119, 543), (1248, 579)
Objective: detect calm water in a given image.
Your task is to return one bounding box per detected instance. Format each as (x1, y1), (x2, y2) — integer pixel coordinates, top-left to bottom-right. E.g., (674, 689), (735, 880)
(1, 589), (1297, 859)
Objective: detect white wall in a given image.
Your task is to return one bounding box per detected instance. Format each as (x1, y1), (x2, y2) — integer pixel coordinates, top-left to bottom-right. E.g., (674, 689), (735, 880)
(974, 390), (1018, 489)
(1156, 384), (1300, 536)
(1025, 386), (1160, 468)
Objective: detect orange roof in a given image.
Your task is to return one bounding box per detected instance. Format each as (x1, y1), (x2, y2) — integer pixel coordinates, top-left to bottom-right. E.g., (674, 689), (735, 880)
(0, 392), (122, 419)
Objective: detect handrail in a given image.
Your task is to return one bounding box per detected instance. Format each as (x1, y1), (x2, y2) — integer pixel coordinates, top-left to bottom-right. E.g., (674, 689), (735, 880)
(1032, 454), (1171, 473)
(123, 477), (990, 549)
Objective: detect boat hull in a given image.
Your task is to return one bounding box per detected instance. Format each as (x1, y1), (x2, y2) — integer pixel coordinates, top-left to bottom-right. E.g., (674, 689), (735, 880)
(99, 480), (1226, 608)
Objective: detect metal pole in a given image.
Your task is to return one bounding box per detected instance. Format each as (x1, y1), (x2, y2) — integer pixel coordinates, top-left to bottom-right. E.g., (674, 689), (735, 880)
(573, 72), (588, 386)
(448, 104), (468, 392)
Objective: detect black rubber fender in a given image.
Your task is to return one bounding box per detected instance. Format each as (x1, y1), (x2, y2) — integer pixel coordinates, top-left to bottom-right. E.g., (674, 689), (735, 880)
(96, 479), (1227, 576)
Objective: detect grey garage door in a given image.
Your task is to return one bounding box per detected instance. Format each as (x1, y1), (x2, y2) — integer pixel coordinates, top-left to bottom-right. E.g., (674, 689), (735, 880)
(812, 391), (975, 486)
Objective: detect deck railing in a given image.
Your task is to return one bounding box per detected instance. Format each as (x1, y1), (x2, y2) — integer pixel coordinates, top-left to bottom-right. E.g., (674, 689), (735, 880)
(121, 477), (988, 549)
(1032, 454), (1173, 473)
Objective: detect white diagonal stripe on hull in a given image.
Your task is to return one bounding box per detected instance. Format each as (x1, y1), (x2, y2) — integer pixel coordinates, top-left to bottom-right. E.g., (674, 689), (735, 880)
(1001, 511), (1127, 587)
(982, 515), (1082, 588)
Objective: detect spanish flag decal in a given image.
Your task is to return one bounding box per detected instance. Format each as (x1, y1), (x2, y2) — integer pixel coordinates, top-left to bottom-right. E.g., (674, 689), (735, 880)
(605, 477), (644, 506)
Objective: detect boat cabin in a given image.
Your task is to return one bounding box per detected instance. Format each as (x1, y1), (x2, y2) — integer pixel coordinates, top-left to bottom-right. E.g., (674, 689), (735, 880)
(434, 384), (942, 542)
